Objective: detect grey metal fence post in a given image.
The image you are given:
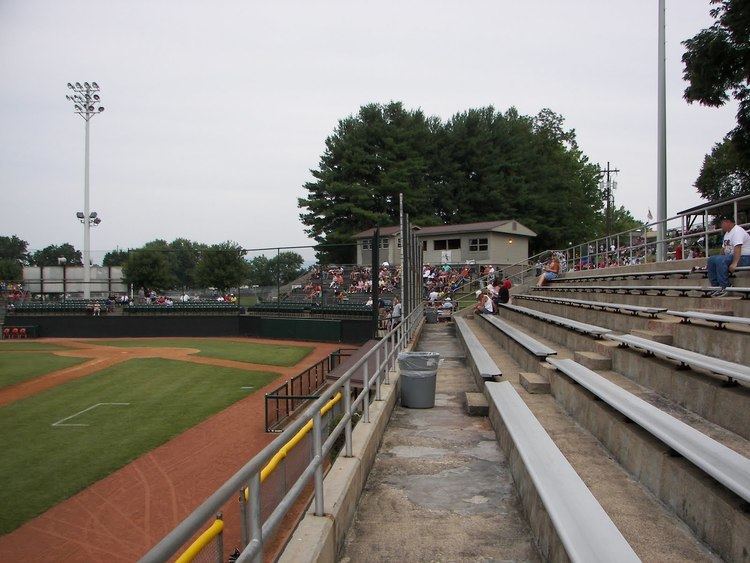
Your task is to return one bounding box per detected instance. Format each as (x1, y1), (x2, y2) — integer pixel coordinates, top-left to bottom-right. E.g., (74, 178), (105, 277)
(362, 362), (370, 423)
(239, 492), (249, 547)
(249, 472), (262, 563)
(375, 347), (382, 401)
(215, 513), (224, 563)
(344, 379), (352, 457)
(704, 209), (710, 257)
(313, 411), (324, 516)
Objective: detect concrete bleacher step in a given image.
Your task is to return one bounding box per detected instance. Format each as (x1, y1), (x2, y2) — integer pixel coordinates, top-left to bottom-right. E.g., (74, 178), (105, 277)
(464, 391), (489, 416)
(464, 318), (724, 561)
(574, 350), (612, 370)
(629, 328), (673, 344)
(546, 358), (750, 562)
(519, 372), (550, 394)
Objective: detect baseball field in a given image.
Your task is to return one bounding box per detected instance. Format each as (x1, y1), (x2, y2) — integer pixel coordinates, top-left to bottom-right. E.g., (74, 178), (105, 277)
(0, 337), (323, 541)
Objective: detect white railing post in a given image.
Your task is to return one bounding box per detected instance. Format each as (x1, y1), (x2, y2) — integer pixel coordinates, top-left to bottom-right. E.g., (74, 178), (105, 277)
(312, 411), (324, 516)
(344, 379), (352, 457)
(248, 472), (262, 563)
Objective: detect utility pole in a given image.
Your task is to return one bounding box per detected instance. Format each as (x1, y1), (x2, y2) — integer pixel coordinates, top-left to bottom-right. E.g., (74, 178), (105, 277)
(600, 162), (620, 237)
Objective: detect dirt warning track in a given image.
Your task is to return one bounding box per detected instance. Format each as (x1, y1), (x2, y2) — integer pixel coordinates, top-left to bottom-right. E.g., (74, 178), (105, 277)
(0, 338), (341, 562)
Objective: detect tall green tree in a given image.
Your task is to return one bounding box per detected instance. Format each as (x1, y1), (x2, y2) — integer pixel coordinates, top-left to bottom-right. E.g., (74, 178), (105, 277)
(299, 102), (604, 255)
(168, 238), (206, 288)
(0, 235), (30, 264)
(0, 259), (22, 281)
(30, 243), (83, 266)
(247, 255), (274, 286)
(683, 0), (750, 197)
(122, 249), (175, 290)
(299, 102), (441, 262)
(270, 252), (305, 285)
(694, 136), (750, 199)
(103, 249), (129, 266)
(195, 242), (249, 292)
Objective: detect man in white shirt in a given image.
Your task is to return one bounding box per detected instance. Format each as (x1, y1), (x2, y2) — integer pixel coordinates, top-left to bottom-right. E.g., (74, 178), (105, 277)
(390, 298), (402, 329)
(708, 216), (750, 297)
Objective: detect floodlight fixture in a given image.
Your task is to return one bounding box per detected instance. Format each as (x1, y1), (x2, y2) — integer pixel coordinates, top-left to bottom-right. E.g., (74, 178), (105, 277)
(89, 211), (97, 218)
(76, 211), (85, 219)
(75, 82), (82, 88)
(93, 217), (101, 225)
(84, 82), (90, 88)
(67, 82), (73, 89)
(92, 82), (99, 89)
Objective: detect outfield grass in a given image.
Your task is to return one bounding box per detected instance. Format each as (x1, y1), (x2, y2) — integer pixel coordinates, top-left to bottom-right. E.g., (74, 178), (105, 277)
(0, 341), (68, 351)
(0, 352), (87, 390)
(0, 357), (278, 534)
(91, 338), (313, 366)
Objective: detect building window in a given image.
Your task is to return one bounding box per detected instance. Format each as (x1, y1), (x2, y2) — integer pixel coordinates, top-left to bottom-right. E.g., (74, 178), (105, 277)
(397, 237), (401, 248)
(422, 241), (427, 251)
(434, 239), (461, 251)
(379, 238), (389, 249)
(469, 237), (488, 252)
(362, 239), (371, 250)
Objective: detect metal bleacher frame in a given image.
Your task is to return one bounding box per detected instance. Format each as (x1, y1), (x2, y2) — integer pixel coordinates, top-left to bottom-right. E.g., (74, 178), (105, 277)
(604, 333), (750, 385)
(547, 358), (750, 502)
(553, 269), (692, 282)
(666, 310), (750, 329)
(513, 294), (666, 319)
(454, 317), (502, 385)
(485, 381), (641, 562)
(536, 285), (750, 299)
(479, 314), (557, 358)
(498, 303), (612, 339)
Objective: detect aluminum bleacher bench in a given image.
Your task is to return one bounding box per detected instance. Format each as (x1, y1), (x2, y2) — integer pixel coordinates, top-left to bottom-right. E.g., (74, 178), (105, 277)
(536, 285), (748, 298)
(454, 317), (502, 382)
(485, 381), (640, 561)
(604, 333), (750, 384)
(554, 269), (691, 282)
(667, 310), (750, 329)
(547, 358), (750, 502)
(499, 303), (612, 338)
(694, 265), (750, 276)
(515, 294), (666, 318)
(479, 314), (557, 358)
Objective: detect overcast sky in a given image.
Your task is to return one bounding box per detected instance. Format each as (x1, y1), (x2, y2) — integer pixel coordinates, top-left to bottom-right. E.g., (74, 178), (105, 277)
(0, 0), (738, 262)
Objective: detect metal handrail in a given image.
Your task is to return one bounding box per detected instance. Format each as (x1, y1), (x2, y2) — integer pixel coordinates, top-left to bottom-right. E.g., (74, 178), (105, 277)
(140, 304), (425, 563)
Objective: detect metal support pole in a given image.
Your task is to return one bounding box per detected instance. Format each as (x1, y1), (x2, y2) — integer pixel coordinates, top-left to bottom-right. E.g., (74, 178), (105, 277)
(375, 347), (382, 401)
(248, 472), (262, 563)
(239, 491), (249, 547)
(215, 513), (224, 563)
(83, 118), (91, 298)
(372, 227), (380, 338)
(312, 411), (324, 516)
(656, 0), (668, 262)
(344, 379), (352, 457)
(704, 209), (709, 257)
(362, 363), (370, 423)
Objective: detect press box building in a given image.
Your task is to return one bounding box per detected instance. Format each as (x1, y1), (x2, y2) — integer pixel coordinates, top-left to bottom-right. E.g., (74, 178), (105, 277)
(353, 220), (536, 266)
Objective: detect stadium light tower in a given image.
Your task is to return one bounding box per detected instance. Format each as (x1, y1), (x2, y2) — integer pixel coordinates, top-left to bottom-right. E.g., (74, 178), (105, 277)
(656, 0), (667, 262)
(66, 81), (105, 298)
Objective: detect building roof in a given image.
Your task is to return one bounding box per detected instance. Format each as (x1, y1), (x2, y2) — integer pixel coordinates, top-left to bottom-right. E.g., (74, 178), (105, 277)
(354, 220), (536, 239)
(677, 195), (750, 217)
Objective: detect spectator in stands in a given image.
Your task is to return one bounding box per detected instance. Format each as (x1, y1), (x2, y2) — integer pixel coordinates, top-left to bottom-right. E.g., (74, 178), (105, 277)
(536, 256), (560, 287)
(709, 216), (750, 297)
(498, 278), (511, 304)
(473, 291), (495, 314)
(390, 297), (402, 329)
(92, 302), (101, 316)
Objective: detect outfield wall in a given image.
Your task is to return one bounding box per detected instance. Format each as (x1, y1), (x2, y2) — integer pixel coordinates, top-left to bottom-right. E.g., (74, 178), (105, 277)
(8, 315), (373, 344)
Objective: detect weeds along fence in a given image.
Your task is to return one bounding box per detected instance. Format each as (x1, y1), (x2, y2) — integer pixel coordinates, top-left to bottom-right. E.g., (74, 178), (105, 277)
(264, 348), (356, 432)
(141, 304), (425, 563)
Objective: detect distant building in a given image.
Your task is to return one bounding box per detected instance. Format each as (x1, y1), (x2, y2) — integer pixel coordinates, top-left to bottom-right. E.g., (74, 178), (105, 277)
(353, 220), (536, 266)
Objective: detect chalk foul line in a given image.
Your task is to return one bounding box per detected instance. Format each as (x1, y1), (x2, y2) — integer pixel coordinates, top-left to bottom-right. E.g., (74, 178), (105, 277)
(51, 402), (131, 427)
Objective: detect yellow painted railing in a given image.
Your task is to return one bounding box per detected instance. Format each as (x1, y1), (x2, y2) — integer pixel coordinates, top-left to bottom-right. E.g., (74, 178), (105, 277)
(175, 516), (223, 563)
(177, 392), (342, 561)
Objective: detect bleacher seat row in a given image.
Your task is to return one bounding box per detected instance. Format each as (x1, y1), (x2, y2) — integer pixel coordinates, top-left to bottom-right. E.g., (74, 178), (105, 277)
(536, 285), (750, 298)
(514, 294), (666, 318)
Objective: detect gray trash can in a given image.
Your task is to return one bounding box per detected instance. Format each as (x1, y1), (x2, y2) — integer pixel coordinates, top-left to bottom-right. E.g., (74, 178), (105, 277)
(425, 308), (439, 324)
(398, 351), (440, 408)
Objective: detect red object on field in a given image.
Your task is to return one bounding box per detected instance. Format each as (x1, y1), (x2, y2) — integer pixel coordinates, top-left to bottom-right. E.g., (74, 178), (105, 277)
(2, 328), (9, 339)
(11, 327), (19, 339)
(19, 328), (27, 338)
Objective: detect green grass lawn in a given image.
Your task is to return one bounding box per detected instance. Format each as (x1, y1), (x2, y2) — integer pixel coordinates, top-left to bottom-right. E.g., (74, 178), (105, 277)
(91, 338), (313, 366)
(0, 357), (278, 534)
(0, 341), (68, 352)
(0, 352), (87, 390)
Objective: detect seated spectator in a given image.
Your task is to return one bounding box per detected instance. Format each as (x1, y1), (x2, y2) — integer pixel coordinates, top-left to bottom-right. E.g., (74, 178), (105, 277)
(708, 216), (750, 297)
(92, 302), (101, 316)
(537, 256), (560, 287)
(474, 291), (495, 314)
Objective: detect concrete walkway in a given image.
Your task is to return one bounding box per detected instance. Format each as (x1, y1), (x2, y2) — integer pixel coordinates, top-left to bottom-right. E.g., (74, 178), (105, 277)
(341, 324), (539, 562)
